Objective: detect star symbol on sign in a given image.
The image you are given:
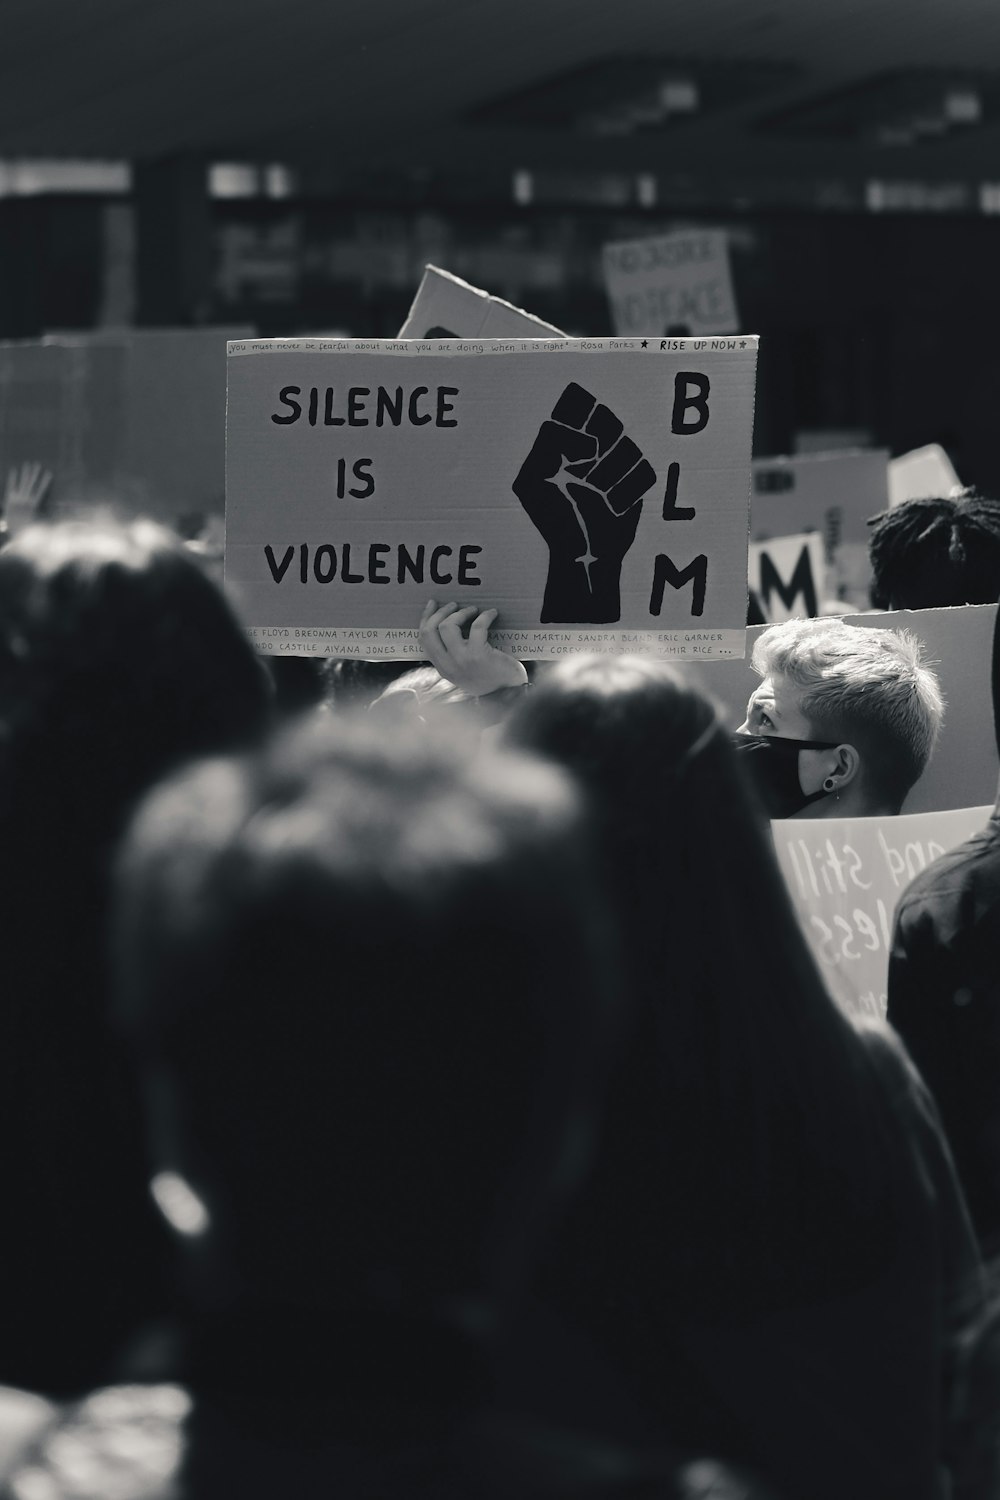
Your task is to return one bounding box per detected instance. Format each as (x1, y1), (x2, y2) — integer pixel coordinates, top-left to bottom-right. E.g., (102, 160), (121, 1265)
(550, 458), (598, 594)
(641, 339), (648, 348)
(740, 339), (747, 348)
(551, 456), (587, 506)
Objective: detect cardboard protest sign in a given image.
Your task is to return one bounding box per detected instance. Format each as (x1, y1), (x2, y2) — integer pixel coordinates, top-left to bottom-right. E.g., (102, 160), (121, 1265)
(225, 334), (759, 660)
(0, 340), (122, 507)
(0, 330), (248, 521)
(38, 328), (248, 521)
(681, 604), (1000, 815)
(107, 329), (243, 520)
(772, 805), (991, 1019)
(399, 266), (565, 340)
(888, 443), (961, 508)
(794, 428), (873, 455)
(602, 230), (738, 338)
(748, 533), (825, 623)
(751, 449), (889, 610)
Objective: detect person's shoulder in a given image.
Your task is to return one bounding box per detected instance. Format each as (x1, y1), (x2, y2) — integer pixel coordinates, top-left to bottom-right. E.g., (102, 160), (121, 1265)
(854, 1022), (984, 1264)
(853, 1019), (951, 1139)
(853, 1019), (921, 1090)
(894, 821), (1000, 923)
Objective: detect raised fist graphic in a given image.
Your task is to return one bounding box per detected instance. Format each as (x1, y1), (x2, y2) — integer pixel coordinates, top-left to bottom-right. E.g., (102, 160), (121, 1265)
(513, 382), (656, 624)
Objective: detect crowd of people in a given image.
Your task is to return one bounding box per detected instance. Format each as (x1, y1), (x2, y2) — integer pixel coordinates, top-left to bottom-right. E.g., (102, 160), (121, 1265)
(0, 476), (997, 1498)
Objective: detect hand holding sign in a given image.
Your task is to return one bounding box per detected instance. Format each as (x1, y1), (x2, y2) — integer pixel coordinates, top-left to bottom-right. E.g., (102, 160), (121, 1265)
(419, 600), (528, 695)
(227, 339), (759, 657)
(513, 382), (656, 624)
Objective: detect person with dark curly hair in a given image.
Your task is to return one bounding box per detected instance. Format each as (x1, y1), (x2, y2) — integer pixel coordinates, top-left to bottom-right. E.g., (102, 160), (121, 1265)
(867, 490), (1000, 611)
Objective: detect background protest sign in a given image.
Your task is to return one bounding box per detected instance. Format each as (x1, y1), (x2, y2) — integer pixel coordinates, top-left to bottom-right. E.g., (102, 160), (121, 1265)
(0, 340), (121, 505)
(0, 329), (247, 522)
(888, 443), (961, 508)
(89, 329), (246, 522)
(683, 603), (1000, 815)
(748, 532), (825, 623)
(602, 229), (738, 338)
(225, 334), (759, 660)
(399, 266), (565, 339)
(771, 805), (991, 1019)
(751, 448), (889, 611)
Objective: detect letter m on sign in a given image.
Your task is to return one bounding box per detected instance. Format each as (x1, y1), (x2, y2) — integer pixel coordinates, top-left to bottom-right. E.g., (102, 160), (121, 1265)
(750, 535), (821, 622)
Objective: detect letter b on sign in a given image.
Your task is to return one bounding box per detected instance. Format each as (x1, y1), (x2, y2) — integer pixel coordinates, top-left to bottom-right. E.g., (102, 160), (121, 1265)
(671, 373), (710, 435)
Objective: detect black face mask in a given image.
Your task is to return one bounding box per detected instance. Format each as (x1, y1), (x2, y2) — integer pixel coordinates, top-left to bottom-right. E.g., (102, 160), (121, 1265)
(731, 732), (839, 820)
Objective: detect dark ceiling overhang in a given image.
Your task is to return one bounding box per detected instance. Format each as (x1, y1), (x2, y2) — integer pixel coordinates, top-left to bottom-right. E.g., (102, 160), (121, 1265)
(0, 0), (998, 186)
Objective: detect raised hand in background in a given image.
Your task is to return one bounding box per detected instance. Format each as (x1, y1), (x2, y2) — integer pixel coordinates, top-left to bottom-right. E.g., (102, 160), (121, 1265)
(2, 463), (53, 540)
(513, 383), (656, 624)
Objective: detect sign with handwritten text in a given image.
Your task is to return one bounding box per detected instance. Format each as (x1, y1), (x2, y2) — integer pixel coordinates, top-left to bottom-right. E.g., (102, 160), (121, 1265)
(771, 805), (992, 1019)
(602, 230), (738, 338)
(225, 336), (758, 659)
(751, 448), (889, 611)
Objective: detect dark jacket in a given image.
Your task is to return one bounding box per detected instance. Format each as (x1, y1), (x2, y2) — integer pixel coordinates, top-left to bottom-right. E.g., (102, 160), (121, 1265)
(540, 1027), (984, 1500)
(887, 809), (1000, 1253)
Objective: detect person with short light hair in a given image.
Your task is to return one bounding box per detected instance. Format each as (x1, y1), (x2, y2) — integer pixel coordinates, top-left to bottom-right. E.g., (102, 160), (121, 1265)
(734, 618), (944, 819)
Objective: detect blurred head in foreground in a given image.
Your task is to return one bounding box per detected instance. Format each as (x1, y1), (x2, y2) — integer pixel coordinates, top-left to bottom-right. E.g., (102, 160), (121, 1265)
(503, 654), (987, 1500)
(0, 516), (273, 1392)
(0, 515), (271, 855)
(113, 715), (617, 1333)
(735, 617), (944, 818)
(505, 655), (900, 1262)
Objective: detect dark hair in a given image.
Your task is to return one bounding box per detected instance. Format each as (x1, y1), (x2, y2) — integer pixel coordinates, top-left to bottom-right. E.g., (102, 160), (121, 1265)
(505, 656), (900, 1310)
(114, 715), (618, 1310)
(0, 517), (272, 1391)
(868, 491), (1000, 610)
(0, 517), (270, 841)
(265, 655), (327, 719)
(0, 514), (273, 979)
